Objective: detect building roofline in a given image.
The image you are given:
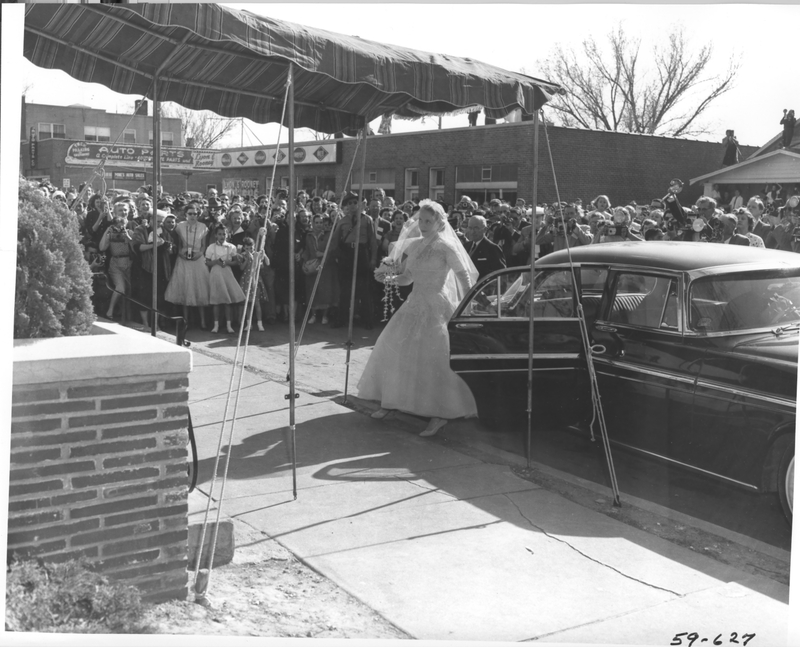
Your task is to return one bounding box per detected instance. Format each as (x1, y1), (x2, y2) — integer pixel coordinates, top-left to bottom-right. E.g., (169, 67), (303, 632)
(689, 149), (800, 185)
(746, 132), (783, 160)
(224, 119), (753, 153)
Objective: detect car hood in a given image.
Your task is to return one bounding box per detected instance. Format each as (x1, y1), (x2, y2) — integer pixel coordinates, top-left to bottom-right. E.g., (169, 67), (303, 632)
(732, 332), (799, 364)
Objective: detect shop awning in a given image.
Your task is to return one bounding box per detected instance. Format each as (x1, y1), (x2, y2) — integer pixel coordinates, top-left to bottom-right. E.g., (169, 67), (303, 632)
(23, 3), (562, 135)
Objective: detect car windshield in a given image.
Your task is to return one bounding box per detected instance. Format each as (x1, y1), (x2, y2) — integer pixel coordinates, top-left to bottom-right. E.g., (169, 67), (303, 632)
(690, 271), (800, 332)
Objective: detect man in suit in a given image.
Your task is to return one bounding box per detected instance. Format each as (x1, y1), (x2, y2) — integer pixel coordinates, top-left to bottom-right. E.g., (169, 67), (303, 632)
(464, 215), (506, 279)
(330, 191), (378, 329)
(717, 212), (751, 246)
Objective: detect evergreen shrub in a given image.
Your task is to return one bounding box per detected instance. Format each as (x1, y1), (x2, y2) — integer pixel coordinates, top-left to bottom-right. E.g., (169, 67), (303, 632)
(15, 179), (95, 338)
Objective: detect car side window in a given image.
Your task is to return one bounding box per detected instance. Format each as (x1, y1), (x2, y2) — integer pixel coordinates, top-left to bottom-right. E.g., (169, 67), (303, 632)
(690, 273), (800, 332)
(609, 273), (677, 329)
(580, 267), (608, 322)
(499, 272), (531, 317)
(531, 269), (575, 318)
(462, 275), (502, 317)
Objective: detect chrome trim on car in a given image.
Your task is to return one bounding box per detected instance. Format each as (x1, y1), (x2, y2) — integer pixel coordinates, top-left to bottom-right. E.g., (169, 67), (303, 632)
(683, 326), (800, 339)
(694, 380), (796, 409)
(451, 353), (581, 361)
(454, 367), (577, 374)
(612, 441), (761, 491)
(593, 319), (685, 337)
(591, 358), (697, 385)
(592, 357), (796, 407)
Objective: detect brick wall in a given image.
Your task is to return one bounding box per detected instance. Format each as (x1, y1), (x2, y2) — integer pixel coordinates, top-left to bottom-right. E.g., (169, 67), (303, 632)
(30, 122), (760, 203)
(336, 123), (759, 207)
(8, 323), (192, 603)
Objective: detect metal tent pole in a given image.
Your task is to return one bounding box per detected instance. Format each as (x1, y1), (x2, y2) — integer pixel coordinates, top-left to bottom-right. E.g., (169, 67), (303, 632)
(343, 125), (369, 405)
(287, 64), (298, 499)
(151, 75), (160, 337)
(526, 110), (540, 469)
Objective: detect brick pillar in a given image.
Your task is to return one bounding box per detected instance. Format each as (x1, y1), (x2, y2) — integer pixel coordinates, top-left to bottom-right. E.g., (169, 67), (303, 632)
(8, 322), (193, 602)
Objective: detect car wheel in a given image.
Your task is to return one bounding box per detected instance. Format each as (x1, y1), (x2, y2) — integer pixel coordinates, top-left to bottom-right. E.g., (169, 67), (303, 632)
(777, 441), (794, 525)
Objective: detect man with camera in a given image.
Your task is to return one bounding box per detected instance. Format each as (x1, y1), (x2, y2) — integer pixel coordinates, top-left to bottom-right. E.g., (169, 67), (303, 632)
(765, 198), (800, 251)
(536, 202), (593, 250)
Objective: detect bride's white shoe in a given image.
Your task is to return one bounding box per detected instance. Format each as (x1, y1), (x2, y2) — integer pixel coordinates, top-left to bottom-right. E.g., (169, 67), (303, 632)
(371, 408), (391, 420)
(420, 418), (446, 437)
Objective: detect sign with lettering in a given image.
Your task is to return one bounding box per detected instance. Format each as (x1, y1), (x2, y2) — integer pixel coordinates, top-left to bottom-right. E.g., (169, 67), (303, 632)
(213, 142), (337, 168)
(111, 171), (146, 181)
(29, 128), (37, 168)
(222, 178), (260, 197)
(65, 142), (214, 170)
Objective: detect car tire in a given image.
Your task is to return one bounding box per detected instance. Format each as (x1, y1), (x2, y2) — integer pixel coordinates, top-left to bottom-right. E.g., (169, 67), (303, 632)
(777, 440), (794, 525)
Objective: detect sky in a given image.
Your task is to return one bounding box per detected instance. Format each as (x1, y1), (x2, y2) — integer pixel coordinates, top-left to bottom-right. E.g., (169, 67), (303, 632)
(12, 2), (800, 151)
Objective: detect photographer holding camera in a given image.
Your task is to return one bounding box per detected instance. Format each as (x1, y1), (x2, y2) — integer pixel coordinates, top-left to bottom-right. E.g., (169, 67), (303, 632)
(594, 206), (643, 243)
(766, 197), (800, 252)
(536, 202), (592, 251)
(781, 109), (796, 149)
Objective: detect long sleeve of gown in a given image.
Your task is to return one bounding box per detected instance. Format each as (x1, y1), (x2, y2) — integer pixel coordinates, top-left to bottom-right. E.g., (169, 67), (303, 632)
(443, 241), (474, 297)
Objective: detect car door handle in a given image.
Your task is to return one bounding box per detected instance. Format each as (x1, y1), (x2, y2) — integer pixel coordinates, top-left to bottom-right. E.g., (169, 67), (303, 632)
(456, 323), (484, 329)
(595, 324), (617, 333)
(590, 344), (607, 355)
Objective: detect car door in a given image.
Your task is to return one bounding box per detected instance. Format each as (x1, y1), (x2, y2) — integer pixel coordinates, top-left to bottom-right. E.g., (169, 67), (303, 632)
(448, 265), (590, 428)
(589, 269), (698, 458)
(681, 271), (799, 486)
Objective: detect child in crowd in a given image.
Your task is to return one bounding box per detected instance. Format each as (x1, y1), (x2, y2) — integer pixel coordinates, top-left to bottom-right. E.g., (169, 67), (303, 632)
(238, 236), (269, 331)
(205, 224), (245, 333)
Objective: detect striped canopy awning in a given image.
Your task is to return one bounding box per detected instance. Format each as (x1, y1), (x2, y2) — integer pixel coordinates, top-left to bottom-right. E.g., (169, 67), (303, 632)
(23, 3), (562, 135)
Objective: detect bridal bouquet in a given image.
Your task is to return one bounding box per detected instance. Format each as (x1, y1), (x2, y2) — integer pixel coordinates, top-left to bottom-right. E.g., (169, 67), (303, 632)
(376, 258), (404, 321)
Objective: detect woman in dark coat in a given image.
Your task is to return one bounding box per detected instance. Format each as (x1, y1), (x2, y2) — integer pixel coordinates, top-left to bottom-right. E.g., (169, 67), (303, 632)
(130, 210), (174, 328)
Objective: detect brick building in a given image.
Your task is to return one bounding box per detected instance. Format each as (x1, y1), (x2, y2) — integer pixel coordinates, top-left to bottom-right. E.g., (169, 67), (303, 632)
(21, 99), (186, 191)
(212, 122), (758, 207)
(20, 99), (757, 206)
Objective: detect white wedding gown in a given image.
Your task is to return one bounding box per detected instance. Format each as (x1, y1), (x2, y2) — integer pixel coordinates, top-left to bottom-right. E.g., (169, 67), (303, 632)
(357, 234), (478, 419)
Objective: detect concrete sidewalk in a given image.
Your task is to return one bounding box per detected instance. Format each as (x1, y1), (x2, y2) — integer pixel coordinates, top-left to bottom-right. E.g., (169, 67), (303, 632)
(185, 351), (791, 645)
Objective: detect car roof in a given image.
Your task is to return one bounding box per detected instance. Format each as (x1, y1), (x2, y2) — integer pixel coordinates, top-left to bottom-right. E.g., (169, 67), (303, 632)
(539, 241), (800, 273)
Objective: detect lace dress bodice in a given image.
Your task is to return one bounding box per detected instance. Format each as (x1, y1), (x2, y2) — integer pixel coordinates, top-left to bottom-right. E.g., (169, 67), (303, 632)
(401, 235), (473, 317)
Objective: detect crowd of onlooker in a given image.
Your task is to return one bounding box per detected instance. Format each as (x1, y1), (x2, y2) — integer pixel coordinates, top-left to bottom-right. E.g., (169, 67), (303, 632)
(21, 177), (800, 334)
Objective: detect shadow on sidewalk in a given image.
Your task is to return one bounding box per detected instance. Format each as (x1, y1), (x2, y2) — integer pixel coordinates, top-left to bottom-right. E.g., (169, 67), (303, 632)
(191, 407), (790, 603)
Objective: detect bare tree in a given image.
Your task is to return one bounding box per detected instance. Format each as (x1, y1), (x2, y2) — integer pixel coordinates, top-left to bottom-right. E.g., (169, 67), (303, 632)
(538, 24), (740, 138)
(160, 103), (239, 148)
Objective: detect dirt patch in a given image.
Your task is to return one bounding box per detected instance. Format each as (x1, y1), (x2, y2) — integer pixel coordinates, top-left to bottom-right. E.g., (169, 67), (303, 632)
(144, 518), (408, 639)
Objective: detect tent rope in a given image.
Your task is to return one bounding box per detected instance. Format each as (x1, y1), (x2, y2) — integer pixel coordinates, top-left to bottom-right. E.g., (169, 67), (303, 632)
(343, 126), (370, 403)
(191, 76), (292, 603)
(292, 134), (363, 362)
(541, 114), (621, 507)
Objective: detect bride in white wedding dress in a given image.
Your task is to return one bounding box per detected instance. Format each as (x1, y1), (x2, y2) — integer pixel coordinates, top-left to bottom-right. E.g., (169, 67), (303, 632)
(357, 200), (478, 437)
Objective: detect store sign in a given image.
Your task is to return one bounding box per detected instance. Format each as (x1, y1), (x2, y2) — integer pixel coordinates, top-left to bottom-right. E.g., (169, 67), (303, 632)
(111, 171), (146, 181)
(29, 128), (37, 168)
(65, 142), (214, 170)
(213, 142), (337, 168)
(192, 151), (215, 168)
(222, 178), (260, 197)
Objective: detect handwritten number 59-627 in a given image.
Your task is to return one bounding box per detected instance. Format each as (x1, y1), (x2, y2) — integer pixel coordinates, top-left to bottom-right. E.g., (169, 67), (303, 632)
(670, 632), (756, 646)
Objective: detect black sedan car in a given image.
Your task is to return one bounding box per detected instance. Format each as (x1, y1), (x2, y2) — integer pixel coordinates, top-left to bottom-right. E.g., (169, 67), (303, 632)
(448, 242), (796, 523)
